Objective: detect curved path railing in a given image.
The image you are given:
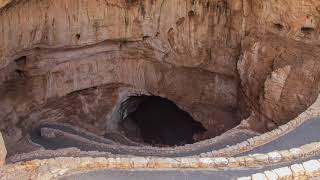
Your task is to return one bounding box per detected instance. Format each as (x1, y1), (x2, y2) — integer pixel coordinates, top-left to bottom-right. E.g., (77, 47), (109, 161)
(1, 96), (320, 180)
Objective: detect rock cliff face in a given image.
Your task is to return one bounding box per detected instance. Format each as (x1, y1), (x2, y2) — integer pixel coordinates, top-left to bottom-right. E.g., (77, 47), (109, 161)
(238, 0), (320, 131)
(0, 0), (319, 146)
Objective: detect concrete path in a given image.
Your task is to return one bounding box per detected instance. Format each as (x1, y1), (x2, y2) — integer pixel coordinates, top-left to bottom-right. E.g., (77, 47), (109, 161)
(26, 118), (320, 180)
(29, 124), (257, 157)
(61, 155), (320, 180)
(239, 118), (320, 156)
(29, 118), (320, 157)
(58, 118), (320, 179)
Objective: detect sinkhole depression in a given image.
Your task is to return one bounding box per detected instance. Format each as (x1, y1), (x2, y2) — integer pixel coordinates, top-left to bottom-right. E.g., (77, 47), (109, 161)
(0, 0), (319, 159)
(119, 95), (207, 147)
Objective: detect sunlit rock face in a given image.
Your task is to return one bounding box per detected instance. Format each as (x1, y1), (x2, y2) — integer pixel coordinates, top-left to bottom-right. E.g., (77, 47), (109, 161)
(0, 0), (319, 149)
(0, 0), (10, 8)
(238, 0), (320, 131)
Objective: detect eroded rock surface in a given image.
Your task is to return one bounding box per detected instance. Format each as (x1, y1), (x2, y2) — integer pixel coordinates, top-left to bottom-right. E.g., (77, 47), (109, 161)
(0, 132), (7, 167)
(0, 0), (242, 140)
(238, 0), (320, 131)
(0, 0), (319, 155)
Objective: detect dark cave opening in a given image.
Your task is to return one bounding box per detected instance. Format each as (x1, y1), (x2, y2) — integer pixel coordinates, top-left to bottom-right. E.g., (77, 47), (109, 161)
(119, 95), (207, 147)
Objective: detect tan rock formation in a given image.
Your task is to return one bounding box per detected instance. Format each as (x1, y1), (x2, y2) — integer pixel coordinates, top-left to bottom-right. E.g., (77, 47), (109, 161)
(0, 0), (10, 8)
(0, 132), (7, 166)
(238, 0), (320, 131)
(0, 0), (242, 139)
(0, 0), (320, 152)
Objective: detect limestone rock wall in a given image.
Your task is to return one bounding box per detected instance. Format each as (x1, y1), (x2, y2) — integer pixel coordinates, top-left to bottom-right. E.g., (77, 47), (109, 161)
(238, 0), (320, 131)
(0, 0), (319, 139)
(0, 0), (242, 139)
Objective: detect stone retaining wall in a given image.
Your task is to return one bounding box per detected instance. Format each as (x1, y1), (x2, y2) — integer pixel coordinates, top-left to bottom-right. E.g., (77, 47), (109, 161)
(1, 140), (320, 179)
(15, 94), (320, 161)
(203, 94), (320, 157)
(237, 159), (320, 180)
(1, 92), (320, 179)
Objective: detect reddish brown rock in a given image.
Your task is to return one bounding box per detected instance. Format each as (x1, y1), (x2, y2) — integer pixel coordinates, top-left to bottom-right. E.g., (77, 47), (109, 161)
(0, 0), (320, 153)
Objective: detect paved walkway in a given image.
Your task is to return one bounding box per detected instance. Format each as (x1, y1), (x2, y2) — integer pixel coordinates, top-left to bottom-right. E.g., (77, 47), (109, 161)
(27, 118), (320, 179)
(29, 118), (320, 157)
(54, 118), (320, 179)
(29, 124), (257, 157)
(239, 118), (320, 156)
(61, 155), (320, 180)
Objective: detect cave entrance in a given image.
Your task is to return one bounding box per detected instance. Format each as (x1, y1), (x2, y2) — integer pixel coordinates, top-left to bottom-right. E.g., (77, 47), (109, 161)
(119, 95), (207, 147)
